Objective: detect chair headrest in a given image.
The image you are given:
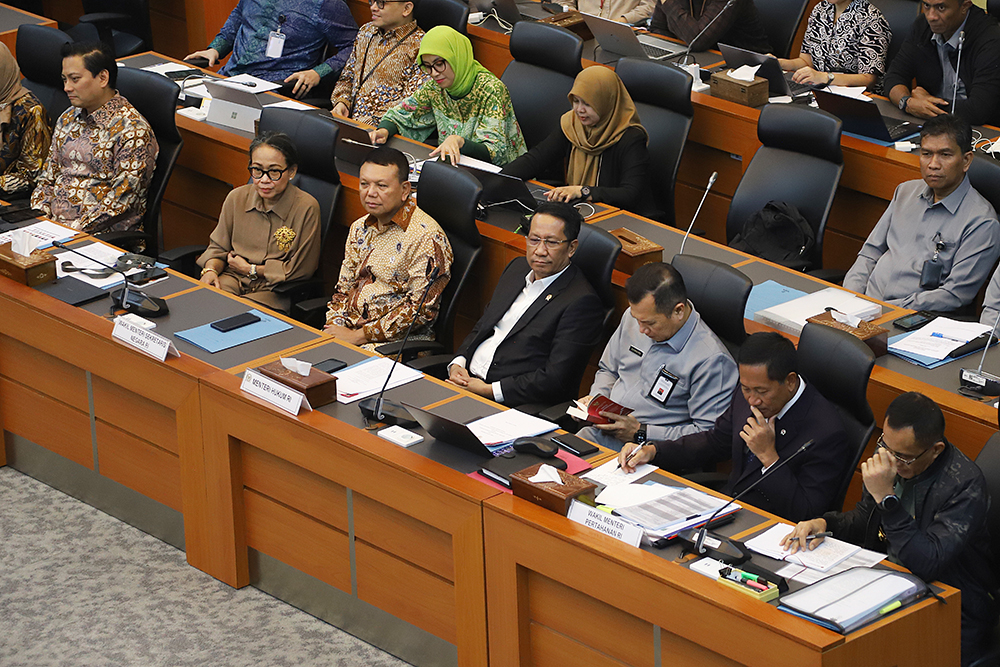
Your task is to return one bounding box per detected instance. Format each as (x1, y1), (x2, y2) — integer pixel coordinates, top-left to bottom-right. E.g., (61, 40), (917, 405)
(416, 161), (482, 248)
(615, 58), (693, 117)
(508, 21), (582, 77)
(571, 224), (620, 308)
(757, 104), (843, 164)
(968, 154), (1000, 216)
(116, 67), (181, 144)
(797, 322), (875, 423)
(258, 108), (340, 184)
(16, 25), (71, 86)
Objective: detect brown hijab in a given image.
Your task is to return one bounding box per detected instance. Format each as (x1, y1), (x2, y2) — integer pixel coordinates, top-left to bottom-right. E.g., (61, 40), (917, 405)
(560, 66), (644, 188)
(0, 42), (27, 126)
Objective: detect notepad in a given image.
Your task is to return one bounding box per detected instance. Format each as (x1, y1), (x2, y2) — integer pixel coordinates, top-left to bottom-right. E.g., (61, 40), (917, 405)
(744, 523), (860, 572)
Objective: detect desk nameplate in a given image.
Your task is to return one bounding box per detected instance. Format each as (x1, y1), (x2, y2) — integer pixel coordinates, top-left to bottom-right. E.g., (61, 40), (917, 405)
(111, 319), (178, 361)
(240, 368), (313, 415)
(567, 500), (643, 547)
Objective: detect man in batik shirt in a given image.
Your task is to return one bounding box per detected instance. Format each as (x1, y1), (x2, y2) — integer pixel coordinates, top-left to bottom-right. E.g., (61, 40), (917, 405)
(32, 42), (158, 235)
(324, 146), (452, 349)
(330, 0), (427, 127)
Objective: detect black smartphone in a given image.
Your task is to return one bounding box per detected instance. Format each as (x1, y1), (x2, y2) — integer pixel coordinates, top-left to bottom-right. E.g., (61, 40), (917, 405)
(210, 312), (261, 332)
(550, 433), (598, 457)
(315, 358), (347, 374)
(893, 311), (937, 331)
(130, 267), (168, 285)
(0, 208), (44, 223)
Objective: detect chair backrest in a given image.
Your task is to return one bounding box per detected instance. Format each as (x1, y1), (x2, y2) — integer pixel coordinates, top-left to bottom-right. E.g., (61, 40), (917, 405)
(16, 24), (72, 125)
(975, 432), (1000, 565)
(615, 58), (693, 227)
(870, 0), (920, 64)
(990, 0), (1000, 18)
(726, 104), (843, 270)
(116, 67), (183, 259)
(670, 254), (751, 355)
(501, 22), (582, 150)
(571, 224), (621, 329)
(797, 322), (876, 511)
(414, 0), (469, 34)
(756, 0), (810, 58)
(81, 0), (153, 56)
(258, 108), (342, 254)
(968, 154), (1000, 219)
(416, 160), (483, 350)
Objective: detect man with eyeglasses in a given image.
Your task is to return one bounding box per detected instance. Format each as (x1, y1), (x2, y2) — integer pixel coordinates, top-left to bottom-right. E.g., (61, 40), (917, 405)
(447, 201), (603, 406)
(330, 0), (427, 126)
(574, 262), (737, 452)
(619, 332), (850, 522)
(782, 392), (998, 667)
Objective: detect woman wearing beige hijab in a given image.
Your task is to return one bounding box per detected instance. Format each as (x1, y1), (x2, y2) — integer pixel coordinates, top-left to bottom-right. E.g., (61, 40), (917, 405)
(502, 66), (660, 219)
(0, 42), (50, 197)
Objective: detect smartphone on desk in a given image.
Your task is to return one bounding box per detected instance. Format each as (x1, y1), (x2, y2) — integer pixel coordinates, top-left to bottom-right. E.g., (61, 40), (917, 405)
(315, 358), (347, 374)
(551, 433), (598, 457)
(210, 312), (261, 332)
(893, 311), (936, 331)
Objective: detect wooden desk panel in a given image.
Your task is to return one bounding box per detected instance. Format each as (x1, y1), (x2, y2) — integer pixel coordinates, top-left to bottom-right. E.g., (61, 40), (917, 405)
(0, 2), (55, 58)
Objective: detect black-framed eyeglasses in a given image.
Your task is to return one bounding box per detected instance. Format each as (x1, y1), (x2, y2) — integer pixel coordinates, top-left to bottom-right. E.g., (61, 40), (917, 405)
(418, 58), (448, 74)
(369, 0), (408, 9)
(525, 236), (569, 250)
(876, 435), (933, 466)
(248, 165), (288, 181)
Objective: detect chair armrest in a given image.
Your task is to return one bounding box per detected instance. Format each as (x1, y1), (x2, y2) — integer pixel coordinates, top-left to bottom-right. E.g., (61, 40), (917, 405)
(79, 11), (131, 24)
(270, 277), (324, 303)
(538, 401), (573, 423)
(682, 471), (729, 491)
(374, 340), (446, 360)
(291, 296), (328, 329)
(95, 230), (153, 255)
(406, 354), (452, 380)
(807, 268), (846, 285)
(512, 403), (547, 416)
(159, 244), (207, 276)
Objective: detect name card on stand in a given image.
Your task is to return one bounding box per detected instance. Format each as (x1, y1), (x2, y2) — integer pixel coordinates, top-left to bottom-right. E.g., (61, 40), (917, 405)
(112, 318), (179, 361)
(241, 368), (314, 416)
(567, 500), (643, 547)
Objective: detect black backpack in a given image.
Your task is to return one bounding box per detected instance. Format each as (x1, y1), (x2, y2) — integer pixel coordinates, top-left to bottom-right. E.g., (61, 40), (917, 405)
(731, 200), (816, 271)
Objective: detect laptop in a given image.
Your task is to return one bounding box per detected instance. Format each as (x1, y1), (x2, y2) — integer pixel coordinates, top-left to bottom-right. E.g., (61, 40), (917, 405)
(580, 12), (686, 61)
(318, 111), (379, 165)
(460, 164), (546, 213)
(813, 89), (922, 142)
(718, 43), (815, 97)
(204, 80), (264, 133)
(401, 403), (495, 456)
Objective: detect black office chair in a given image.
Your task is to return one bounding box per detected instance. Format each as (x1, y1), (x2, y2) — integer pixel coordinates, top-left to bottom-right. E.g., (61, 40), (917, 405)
(726, 104), (843, 273)
(671, 254), (751, 356)
(968, 154), (1000, 217)
(969, 431), (1000, 667)
(68, 0), (153, 58)
(615, 58), (693, 227)
(16, 25), (71, 126)
(500, 22), (582, 151)
(988, 0), (1000, 18)
(871, 0), (920, 64)
(414, 0), (469, 34)
(797, 322), (876, 512)
(377, 160), (483, 359)
(756, 0), (809, 58)
(98, 67), (182, 260)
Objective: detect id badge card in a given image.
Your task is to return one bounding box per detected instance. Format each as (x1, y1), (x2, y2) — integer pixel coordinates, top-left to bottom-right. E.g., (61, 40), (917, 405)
(266, 31), (286, 58)
(649, 367), (679, 404)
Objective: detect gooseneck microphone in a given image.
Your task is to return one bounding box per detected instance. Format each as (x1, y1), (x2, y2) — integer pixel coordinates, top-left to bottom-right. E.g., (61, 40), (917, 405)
(952, 30), (965, 112)
(52, 240), (169, 317)
(678, 171), (717, 255)
(959, 309), (1000, 396)
(679, 439), (815, 563)
(673, 0), (736, 66)
(359, 264), (440, 427)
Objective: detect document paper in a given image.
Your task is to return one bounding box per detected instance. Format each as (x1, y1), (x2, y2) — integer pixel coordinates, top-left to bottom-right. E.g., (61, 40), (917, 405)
(334, 356), (423, 403)
(745, 523), (861, 572)
(465, 409), (557, 446)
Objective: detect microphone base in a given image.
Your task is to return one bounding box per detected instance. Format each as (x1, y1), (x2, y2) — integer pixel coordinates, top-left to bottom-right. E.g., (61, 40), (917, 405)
(110, 287), (169, 318)
(359, 397), (418, 428)
(960, 368), (1000, 396)
(676, 529), (751, 565)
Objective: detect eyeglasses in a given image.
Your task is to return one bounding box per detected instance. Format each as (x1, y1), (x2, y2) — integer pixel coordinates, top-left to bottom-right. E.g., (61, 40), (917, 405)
(369, 0), (407, 7)
(248, 165), (288, 181)
(876, 436), (933, 466)
(418, 58), (448, 74)
(525, 236), (569, 250)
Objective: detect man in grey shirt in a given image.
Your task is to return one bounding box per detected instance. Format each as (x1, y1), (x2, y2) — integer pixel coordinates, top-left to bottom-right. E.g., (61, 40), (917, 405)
(844, 114), (999, 313)
(576, 262), (738, 451)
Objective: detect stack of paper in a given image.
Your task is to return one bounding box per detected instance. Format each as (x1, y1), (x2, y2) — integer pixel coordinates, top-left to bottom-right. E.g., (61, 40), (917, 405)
(744, 523), (861, 572)
(334, 357), (423, 403)
(889, 317), (990, 367)
(753, 287), (881, 335)
(582, 458), (658, 488)
(0, 220), (75, 249)
(465, 409), (557, 446)
(612, 485), (739, 535)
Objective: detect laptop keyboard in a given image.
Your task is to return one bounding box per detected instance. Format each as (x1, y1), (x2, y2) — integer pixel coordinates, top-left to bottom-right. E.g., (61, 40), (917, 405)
(641, 42), (675, 59)
(785, 76), (813, 95)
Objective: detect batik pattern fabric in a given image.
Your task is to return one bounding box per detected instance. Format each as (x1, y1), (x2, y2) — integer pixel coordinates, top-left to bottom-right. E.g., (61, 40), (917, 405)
(31, 94), (158, 235)
(330, 20), (428, 127)
(0, 91), (51, 196)
(802, 0), (891, 91)
(326, 197), (453, 346)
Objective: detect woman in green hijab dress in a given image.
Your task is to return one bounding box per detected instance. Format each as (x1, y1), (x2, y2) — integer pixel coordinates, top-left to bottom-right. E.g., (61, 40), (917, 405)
(371, 25), (526, 166)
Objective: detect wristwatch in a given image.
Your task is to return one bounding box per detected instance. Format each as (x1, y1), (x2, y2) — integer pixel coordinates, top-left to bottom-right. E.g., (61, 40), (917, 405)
(898, 95), (911, 112)
(634, 425), (647, 444)
(826, 72), (835, 85)
(580, 185), (591, 200)
(879, 494), (900, 512)
(248, 264), (258, 280)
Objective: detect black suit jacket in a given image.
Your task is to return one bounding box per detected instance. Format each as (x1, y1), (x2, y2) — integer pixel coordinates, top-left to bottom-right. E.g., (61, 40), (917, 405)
(652, 381), (851, 522)
(454, 258), (603, 406)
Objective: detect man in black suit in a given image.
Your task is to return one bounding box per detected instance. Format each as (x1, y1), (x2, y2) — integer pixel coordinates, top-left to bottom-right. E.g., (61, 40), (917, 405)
(618, 332), (851, 522)
(447, 201), (604, 406)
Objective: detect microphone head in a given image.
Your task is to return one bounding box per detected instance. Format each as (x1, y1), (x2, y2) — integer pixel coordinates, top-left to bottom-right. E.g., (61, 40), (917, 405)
(798, 439), (815, 452)
(708, 171), (718, 187)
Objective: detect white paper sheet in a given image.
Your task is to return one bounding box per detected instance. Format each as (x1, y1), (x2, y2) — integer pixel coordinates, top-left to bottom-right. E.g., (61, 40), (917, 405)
(217, 73), (281, 92)
(465, 409), (557, 446)
(745, 523), (861, 572)
(595, 481), (674, 507)
(583, 458), (658, 487)
(334, 356), (423, 403)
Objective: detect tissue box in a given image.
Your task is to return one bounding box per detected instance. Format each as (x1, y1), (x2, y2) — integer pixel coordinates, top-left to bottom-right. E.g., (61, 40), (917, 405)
(510, 463), (597, 515)
(609, 227), (663, 273)
(256, 360), (337, 408)
(538, 11), (592, 40)
(710, 71), (768, 107)
(0, 242), (56, 286)
(806, 310), (889, 357)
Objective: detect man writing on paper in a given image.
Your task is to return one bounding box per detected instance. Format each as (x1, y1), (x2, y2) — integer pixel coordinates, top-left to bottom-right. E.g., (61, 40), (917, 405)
(447, 201), (604, 406)
(324, 147), (452, 349)
(782, 392), (998, 667)
(843, 114), (999, 313)
(576, 262), (737, 451)
(619, 332), (851, 521)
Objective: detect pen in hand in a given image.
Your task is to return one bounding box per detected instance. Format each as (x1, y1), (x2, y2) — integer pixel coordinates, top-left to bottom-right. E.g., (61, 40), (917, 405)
(803, 531), (832, 541)
(617, 444), (645, 471)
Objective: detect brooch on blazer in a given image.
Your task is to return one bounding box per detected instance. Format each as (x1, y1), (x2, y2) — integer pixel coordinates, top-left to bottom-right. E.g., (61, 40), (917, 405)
(545, 294), (552, 301)
(274, 226), (296, 252)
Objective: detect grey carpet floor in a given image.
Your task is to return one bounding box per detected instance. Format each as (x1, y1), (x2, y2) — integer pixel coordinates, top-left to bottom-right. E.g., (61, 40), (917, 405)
(0, 466), (412, 667)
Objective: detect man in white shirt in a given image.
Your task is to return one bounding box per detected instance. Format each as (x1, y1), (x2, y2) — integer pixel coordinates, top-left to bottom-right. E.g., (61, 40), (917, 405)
(448, 201), (604, 406)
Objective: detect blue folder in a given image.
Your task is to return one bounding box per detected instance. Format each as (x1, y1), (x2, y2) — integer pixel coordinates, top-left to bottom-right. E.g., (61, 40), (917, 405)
(175, 309), (292, 353)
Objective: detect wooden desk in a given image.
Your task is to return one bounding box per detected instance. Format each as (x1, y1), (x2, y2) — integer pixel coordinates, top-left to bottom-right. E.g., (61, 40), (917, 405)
(0, 2), (55, 58)
(484, 493), (960, 667)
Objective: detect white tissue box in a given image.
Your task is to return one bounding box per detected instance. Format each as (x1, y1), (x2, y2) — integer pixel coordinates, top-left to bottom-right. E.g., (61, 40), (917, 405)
(0, 242), (56, 286)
